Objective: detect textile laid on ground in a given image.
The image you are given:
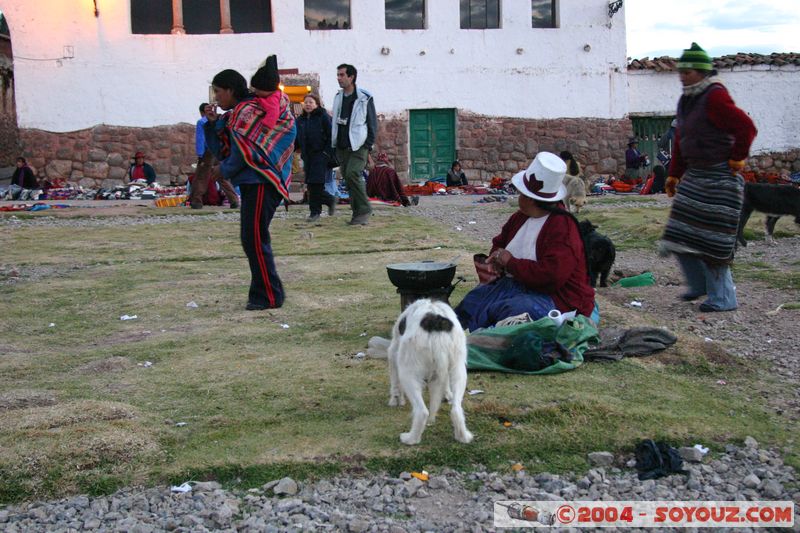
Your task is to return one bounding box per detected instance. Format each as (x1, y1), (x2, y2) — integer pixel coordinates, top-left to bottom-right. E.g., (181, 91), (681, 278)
(367, 198), (402, 207)
(660, 163), (743, 263)
(0, 203), (69, 212)
(466, 314), (598, 375)
(582, 327), (677, 362)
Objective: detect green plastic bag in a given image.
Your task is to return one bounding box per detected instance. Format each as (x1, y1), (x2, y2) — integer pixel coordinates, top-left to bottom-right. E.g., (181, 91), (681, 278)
(613, 271), (655, 287)
(466, 315), (599, 375)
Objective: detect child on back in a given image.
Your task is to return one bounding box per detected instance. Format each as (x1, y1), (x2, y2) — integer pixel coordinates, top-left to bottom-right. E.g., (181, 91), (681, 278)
(250, 55), (282, 130)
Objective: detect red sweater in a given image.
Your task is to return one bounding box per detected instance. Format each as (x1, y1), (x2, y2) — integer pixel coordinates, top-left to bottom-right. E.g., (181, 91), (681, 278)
(669, 85), (757, 178)
(491, 211), (595, 316)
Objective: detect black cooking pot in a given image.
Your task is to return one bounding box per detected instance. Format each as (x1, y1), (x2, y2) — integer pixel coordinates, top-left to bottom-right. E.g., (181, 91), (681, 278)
(386, 261), (457, 291)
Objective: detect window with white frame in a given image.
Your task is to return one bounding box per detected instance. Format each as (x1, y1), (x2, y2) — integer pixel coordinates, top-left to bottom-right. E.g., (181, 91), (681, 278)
(460, 0), (500, 29)
(304, 0), (351, 30)
(531, 0), (556, 28)
(386, 0), (425, 30)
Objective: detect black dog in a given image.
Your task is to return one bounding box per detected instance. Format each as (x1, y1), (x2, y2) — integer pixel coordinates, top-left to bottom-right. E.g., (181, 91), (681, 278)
(578, 220), (616, 287)
(737, 183), (800, 247)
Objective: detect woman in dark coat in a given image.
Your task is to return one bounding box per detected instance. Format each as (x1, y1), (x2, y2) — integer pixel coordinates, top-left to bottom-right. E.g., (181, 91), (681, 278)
(296, 94), (336, 222)
(11, 157), (38, 189)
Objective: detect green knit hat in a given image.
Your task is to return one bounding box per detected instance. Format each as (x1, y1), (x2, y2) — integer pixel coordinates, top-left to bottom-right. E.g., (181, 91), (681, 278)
(677, 42), (712, 71)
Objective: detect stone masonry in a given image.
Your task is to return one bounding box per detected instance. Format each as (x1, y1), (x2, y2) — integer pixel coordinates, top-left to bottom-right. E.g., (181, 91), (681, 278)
(16, 116), (799, 188)
(375, 113), (635, 182)
(19, 124), (196, 187)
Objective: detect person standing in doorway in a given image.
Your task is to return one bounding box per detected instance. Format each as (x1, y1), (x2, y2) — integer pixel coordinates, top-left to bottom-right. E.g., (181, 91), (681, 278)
(659, 42), (756, 313)
(331, 63), (377, 226)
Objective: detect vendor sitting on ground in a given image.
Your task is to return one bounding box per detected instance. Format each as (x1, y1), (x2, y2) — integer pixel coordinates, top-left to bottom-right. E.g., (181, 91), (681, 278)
(446, 160), (469, 187)
(454, 151), (596, 331)
(11, 157), (38, 189)
(127, 151), (157, 185)
(366, 152), (413, 206)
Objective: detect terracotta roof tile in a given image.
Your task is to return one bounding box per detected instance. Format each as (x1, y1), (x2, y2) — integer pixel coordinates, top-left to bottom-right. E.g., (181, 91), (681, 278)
(627, 52), (800, 71)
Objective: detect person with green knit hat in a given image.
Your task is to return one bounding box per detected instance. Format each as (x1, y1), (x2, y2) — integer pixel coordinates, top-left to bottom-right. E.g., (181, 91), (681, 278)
(676, 42), (713, 71)
(659, 42), (757, 313)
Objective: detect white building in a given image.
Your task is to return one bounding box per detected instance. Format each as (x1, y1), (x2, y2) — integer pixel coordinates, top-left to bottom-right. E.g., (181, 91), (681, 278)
(0, 0), (797, 184)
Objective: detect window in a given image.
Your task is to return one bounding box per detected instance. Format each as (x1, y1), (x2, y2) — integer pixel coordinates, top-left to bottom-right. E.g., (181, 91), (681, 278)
(131, 0), (173, 34)
(0, 12), (10, 37)
(459, 0), (500, 29)
(131, 0), (272, 34)
(230, 0), (272, 34)
(304, 0), (350, 30)
(183, 0), (221, 34)
(386, 0), (425, 30)
(531, 0), (556, 28)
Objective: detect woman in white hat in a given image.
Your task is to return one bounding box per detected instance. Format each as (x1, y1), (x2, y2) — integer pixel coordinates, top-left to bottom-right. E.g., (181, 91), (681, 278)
(454, 152), (596, 331)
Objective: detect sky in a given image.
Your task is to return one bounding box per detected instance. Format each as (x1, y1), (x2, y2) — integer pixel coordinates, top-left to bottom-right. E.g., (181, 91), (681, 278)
(625, 0), (800, 59)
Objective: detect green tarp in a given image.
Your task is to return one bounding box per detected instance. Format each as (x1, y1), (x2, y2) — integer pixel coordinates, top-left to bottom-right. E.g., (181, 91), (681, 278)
(466, 315), (599, 375)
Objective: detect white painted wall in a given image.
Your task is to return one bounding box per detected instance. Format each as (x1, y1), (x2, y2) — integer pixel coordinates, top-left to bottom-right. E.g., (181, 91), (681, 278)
(628, 67), (800, 154)
(0, 0), (628, 132)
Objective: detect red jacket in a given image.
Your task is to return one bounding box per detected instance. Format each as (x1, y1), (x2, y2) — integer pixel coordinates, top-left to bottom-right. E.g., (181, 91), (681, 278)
(491, 210), (595, 316)
(669, 84), (757, 178)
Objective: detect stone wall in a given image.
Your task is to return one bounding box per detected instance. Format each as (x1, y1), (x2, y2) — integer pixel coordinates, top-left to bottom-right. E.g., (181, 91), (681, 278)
(19, 124), (196, 187)
(374, 114), (409, 175)
(749, 149), (800, 174)
(0, 55), (18, 167)
(376, 113), (634, 183)
(456, 114), (634, 181)
(15, 117), (799, 189)
(377, 113), (799, 183)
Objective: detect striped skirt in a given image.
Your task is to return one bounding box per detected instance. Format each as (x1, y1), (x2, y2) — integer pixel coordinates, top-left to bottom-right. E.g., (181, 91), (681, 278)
(659, 163), (743, 264)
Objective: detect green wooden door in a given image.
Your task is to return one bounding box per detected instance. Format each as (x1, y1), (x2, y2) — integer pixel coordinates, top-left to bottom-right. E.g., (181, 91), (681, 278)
(631, 116), (674, 168)
(409, 109), (456, 182)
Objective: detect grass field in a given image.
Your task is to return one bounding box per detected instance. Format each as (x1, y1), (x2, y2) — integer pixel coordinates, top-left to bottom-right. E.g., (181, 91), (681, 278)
(1, 204), (798, 503)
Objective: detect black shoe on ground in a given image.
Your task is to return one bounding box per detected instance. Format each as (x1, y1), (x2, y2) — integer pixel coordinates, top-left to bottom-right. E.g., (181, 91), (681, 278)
(190, 202), (203, 210)
(230, 203), (240, 209)
(681, 292), (705, 301)
(698, 303), (736, 313)
(307, 214), (321, 223)
(246, 302), (268, 311)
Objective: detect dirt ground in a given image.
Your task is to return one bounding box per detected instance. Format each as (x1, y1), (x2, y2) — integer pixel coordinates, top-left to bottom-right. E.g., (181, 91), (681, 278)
(2, 194), (799, 425)
(404, 193), (800, 425)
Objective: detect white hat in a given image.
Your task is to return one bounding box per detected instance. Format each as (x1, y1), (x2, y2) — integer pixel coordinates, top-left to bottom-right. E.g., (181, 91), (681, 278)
(511, 152), (568, 202)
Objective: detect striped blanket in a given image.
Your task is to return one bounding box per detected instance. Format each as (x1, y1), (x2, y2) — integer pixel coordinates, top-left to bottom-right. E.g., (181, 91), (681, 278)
(220, 93), (296, 200)
(660, 163), (743, 264)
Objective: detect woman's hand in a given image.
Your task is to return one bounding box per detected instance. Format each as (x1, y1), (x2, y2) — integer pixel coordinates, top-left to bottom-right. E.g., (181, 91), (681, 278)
(204, 104), (219, 123)
(665, 176), (680, 197)
(489, 248), (512, 269)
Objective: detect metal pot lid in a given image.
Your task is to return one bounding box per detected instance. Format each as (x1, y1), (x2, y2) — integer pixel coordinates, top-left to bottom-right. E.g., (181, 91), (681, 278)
(386, 261), (455, 271)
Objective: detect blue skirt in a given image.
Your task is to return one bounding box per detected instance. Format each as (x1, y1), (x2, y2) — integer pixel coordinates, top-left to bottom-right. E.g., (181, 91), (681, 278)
(454, 277), (556, 332)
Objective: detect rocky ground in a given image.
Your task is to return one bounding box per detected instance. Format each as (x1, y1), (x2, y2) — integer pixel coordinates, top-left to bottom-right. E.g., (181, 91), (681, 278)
(0, 439), (797, 532)
(1, 196), (799, 531)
